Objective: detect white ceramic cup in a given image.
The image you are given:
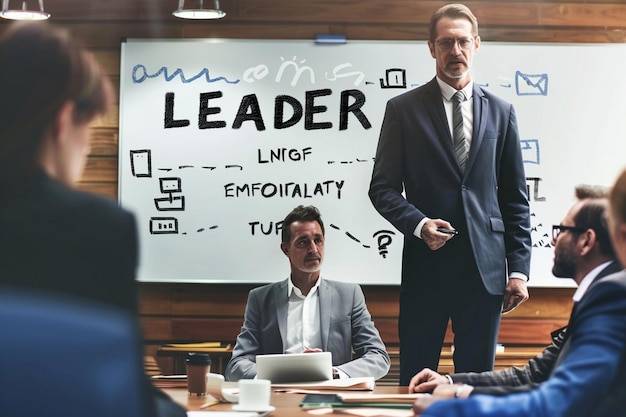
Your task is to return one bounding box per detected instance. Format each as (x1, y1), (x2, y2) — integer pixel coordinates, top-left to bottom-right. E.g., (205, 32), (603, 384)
(237, 379), (271, 410)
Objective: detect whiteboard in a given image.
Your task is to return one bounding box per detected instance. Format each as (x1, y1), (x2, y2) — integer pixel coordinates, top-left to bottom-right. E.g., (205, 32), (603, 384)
(118, 39), (626, 287)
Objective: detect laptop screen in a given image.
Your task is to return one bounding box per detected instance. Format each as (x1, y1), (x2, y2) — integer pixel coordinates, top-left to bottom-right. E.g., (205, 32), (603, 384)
(256, 351), (333, 383)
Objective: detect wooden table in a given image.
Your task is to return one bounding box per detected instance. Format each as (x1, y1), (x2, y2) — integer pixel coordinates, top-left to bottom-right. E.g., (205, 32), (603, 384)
(161, 385), (409, 416)
(156, 344), (233, 375)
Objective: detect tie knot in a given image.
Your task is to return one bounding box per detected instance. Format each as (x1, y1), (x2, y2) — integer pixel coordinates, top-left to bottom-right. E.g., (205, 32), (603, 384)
(453, 91), (465, 103)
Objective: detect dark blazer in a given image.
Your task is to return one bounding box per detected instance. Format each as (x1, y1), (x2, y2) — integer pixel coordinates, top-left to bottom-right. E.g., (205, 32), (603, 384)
(0, 170), (185, 417)
(422, 267), (626, 417)
(452, 260), (623, 395)
(369, 78), (531, 294)
(0, 170), (138, 311)
(225, 278), (391, 381)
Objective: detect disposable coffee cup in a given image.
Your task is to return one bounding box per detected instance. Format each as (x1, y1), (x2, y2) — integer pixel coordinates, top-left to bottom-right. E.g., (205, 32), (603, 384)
(236, 379), (271, 410)
(186, 353), (212, 395)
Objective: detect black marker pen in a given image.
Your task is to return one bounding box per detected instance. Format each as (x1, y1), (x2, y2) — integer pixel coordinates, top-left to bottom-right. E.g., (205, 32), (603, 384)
(437, 227), (458, 235)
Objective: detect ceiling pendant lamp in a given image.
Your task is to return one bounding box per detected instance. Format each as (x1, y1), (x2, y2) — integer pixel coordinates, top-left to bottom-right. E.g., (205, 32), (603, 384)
(0, 0), (50, 20)
(173, 0), (226, 20)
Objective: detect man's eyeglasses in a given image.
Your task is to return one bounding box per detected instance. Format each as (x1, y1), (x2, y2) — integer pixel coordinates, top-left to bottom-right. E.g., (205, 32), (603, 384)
(435, 37), (475, 52)
(552, 225), (587, 240)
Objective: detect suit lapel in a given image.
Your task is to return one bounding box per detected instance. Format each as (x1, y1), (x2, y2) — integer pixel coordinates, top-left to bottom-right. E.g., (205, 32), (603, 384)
(567, 261), (621, 325)
(318, 280), (331, 350)
(585, 260), (623, 292)
(275, 279), (289, 349)
(557, 261), (623, 363)
(423, 79), (458, 162)
(465, 84), (487, 175)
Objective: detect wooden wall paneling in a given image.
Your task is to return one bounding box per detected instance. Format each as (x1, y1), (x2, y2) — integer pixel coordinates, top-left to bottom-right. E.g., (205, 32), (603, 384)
(93, 51), (120, 76)
(361, 286), (400, 317)
(35, 1), (626, 28)
(80, 157), (117, 183)
(137, 284), (573, 345)
(138, 282), (571, 378)
(56, 20), (626, 46)
(141, 317), (173, 341)
(90, 104), (118, 129)
(5, 1), (626, 44)
(140, 284), (175, 315)
(89, 129), (118, 156)
(170, 284), (254, 316)
(171, 318), (243, 342)
(75, 182), (118, 200)
(3, 0), (620, 381)
(510, 287), (574, 319)
(496, 319), (567, 345)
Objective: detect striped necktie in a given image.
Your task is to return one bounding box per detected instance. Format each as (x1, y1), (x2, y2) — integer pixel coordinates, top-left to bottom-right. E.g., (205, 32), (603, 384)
(452, 91), (467, 172)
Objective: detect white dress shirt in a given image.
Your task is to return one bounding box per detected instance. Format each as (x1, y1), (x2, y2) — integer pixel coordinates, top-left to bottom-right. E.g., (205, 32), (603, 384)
(572, 261), (613, 302)
(284, 276), (349, 378)
(285, 276), (322, 353)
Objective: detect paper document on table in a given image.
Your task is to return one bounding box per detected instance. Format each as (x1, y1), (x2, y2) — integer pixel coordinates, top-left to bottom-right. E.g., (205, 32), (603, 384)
(151, 374), (187, 388)
(272, 376), (375, 391)
(162, 342), (232, 351)
(300, 393), (414, 410)
(338, 393), (425, 404)
(306, 408), (414, 417)
(187, 412), (257, 417)
(151, 374), (187, 380)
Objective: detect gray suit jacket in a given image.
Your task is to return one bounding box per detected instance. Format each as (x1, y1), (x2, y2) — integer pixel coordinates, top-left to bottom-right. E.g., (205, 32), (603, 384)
(451, 260), (623, 395)
(225, 278), (390, 381)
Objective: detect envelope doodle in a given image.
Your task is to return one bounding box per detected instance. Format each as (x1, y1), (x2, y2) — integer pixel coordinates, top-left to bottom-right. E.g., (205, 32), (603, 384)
(515, 71), (548, 96)
(520, 139), (540, 165)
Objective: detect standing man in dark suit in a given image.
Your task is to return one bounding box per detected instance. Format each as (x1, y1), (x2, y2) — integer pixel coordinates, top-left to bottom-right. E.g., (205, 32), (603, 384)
(368, 3), (532, 385)
(408, 186), (620, 397)
(411, 173), (626, 417)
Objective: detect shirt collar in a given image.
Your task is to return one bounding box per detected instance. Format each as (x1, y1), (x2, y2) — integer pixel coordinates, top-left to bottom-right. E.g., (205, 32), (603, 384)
(436, 77), (473, 102)
(288, 275), (322, 298)
(572, 260), (613, 302)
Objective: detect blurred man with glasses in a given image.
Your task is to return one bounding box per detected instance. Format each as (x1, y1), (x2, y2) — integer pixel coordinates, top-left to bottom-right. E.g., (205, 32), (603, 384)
(408, 184), (620, 403)
(411, 178), (626, 416)
(369, 3), (531, 385)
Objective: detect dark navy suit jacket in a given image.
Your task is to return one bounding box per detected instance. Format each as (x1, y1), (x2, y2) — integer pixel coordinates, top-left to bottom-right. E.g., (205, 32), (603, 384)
(451, 260), (623, 395)
(0, 169), (186, 417)
(369, 78), (531, 294)
(0, 169), (138, 310)
(422, 268), (626, 417)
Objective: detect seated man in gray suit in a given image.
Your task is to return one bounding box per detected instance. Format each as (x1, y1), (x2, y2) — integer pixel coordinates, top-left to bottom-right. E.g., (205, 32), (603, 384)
(225, 205), (391, 381)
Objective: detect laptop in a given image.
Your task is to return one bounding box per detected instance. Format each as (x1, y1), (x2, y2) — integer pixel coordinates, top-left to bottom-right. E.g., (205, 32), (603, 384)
(256, 351), (333, 383)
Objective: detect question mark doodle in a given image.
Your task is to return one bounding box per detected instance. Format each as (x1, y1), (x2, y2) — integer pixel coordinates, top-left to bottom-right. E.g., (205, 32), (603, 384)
(372, 230), (396, 258)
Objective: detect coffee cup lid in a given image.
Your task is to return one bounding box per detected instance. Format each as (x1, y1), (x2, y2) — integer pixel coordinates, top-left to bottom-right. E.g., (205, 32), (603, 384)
(186, 353), (212, 365)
